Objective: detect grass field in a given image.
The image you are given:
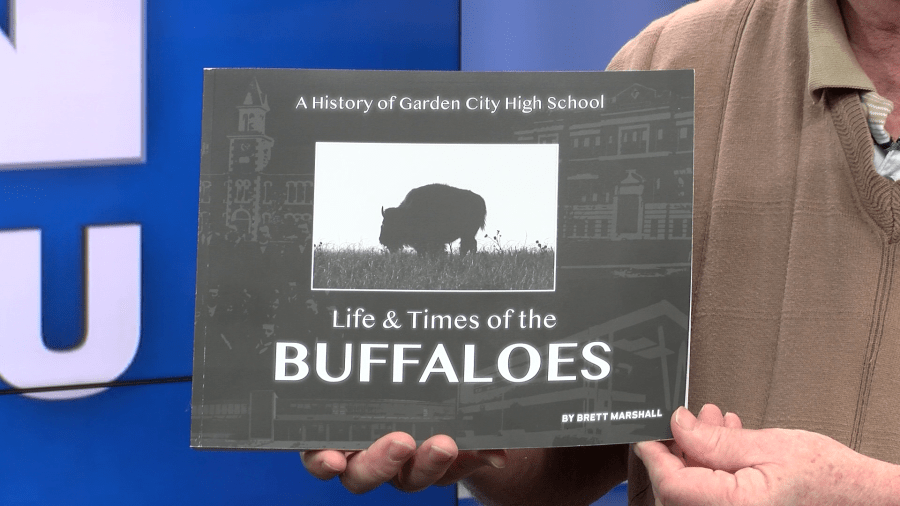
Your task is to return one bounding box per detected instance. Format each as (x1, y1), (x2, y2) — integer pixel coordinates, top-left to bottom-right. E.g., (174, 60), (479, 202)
(312, 243), (555, 291)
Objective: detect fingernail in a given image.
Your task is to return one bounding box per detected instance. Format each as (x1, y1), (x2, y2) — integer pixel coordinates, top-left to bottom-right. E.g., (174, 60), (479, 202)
(632, 443), (643, 459)
(322, 461), (341, 473)
(674, 407), (697, 431)
(429, 445), (454, 463)
(388, 440), (415, 462)
(480, 451), (507, 469)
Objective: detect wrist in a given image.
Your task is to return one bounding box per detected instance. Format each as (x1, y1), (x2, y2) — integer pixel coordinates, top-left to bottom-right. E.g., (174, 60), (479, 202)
(862, 455), (900, 505)
(791, 432), (900, 506)
(826, 449), (900, 506)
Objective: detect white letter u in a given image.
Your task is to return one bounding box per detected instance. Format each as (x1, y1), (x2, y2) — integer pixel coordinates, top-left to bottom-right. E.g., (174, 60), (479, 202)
(0, 225), (141, 400)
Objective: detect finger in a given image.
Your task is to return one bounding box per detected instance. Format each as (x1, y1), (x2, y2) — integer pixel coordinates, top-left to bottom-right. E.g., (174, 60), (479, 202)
(434, 449), (508, 486)
(664, 439), (685, 464)
(393, 435), (459, 492)
(340, 432), (417, 494)
(696, 404), (725, 426)
(637, 440), (742, 506)
(671, 407), (763, 472)
(301, 449), (349, 480)
(634, 440), (686, 503)
(684, 404), (728, 468)
(724, 411), (743, 429)
(634, 440), (684, 476)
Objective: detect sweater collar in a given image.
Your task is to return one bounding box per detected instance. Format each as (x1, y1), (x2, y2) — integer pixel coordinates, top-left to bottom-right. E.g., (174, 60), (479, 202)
(807, 0), (875, 97)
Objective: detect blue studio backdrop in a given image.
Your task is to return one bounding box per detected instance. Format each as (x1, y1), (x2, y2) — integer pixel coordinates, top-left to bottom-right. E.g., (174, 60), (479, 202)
(0, 1), (457, 505)
(0, 1), (688, 504)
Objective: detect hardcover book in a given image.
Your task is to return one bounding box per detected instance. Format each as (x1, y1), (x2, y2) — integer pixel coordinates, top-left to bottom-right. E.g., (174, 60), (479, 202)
(191, 68), (694, 450)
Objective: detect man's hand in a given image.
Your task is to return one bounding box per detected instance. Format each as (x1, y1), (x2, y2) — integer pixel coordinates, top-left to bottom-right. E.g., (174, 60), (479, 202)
(635, 405), (900, 506)
(301, 432), (507, 494)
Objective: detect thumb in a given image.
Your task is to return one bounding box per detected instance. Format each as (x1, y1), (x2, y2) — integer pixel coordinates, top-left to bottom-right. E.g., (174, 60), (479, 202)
(671, 407), (762, 472)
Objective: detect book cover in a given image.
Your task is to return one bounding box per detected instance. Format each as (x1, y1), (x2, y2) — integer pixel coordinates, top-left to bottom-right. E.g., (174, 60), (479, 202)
(191, 69), (693, 450)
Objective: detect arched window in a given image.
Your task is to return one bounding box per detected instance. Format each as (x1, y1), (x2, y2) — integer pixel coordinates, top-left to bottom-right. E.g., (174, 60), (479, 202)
(235, 179), (252, 203)
(231, 209), (252, 236)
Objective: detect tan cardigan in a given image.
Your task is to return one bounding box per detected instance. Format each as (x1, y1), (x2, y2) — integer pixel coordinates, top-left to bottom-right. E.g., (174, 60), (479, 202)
(608, 0), (900, 503)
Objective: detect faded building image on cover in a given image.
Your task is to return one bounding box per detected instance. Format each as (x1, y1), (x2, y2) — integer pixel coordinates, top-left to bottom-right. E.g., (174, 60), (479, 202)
(192, 69), (693, 450)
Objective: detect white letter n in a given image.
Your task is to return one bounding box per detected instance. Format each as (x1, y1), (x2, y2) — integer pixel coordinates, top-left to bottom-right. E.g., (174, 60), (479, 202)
(0, 225), (141, 400)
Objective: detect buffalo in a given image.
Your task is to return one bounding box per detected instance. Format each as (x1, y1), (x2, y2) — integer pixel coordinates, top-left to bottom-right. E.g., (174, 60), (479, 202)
(380, 184), (486, 256)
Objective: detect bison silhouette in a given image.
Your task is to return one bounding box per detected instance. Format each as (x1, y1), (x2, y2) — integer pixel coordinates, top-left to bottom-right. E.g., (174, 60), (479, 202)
(380, 184), (486, 256)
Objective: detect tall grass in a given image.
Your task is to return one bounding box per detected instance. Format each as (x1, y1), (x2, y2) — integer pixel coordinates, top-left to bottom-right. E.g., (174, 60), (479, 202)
(313, 244), (554, 291)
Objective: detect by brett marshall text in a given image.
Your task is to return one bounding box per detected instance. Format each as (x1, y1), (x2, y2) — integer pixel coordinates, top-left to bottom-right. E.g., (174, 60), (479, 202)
(561, 409), (664, 423)
(273, 341), (612, 384)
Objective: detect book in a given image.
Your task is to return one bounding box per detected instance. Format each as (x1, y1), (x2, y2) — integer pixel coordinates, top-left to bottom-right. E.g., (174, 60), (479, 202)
(191, 68), (693, 450)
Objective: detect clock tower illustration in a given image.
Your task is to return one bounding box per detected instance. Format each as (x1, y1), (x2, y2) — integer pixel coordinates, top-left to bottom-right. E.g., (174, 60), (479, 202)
(224, 79), (275, 243)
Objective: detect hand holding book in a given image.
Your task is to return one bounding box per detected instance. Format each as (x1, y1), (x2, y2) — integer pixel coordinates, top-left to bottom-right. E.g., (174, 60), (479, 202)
(301, 433), (507, 493)
(302, 432), (630, 504)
